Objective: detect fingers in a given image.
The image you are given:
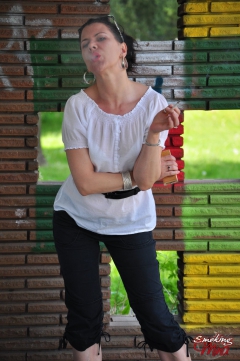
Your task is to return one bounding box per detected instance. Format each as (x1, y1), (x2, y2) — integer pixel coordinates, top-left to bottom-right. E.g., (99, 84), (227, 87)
(162, 104), (180, 128)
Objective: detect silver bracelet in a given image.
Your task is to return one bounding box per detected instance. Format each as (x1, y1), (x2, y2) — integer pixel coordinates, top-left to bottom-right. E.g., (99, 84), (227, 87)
(122, 171), (132, 190)
(145, 140), (160, 146)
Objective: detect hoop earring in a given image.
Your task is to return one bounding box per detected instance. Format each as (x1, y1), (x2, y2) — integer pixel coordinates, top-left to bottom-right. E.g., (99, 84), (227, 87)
(121, 57), (128, 70)
(83, 71), (95, 85)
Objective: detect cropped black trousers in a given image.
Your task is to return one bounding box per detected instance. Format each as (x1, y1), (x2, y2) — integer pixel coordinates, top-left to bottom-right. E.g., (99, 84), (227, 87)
(53, 210), (187, 354)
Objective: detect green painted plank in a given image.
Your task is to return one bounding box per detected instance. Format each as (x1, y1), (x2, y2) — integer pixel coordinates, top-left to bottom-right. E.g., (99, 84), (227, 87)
(32, 89), (80, 100)
(184, 241), (208, 251)
(33, 102), (58, 112)
(174, 64), (240, 75)
(209, 76), (240, 86)
(209, 242), (240, 251)
(176, 206), (240, 217)
(35, 219), (53, 229)
(176, 229), (240, 240)
(210, 100), (240, 110)
(210, 195), (240, 204)
(61, 54), (84, 64)
(33, 78), (58, 88)
(33, 208), (54, 218)
(35, 196), (56, 206)
(31, 242), (56, 253)
(28, 39), (79, 52)
(175, 182), (240, 193)
(210, 51), (240, 62)
(175, 39), (240, 50)
(30, 54), (58, 64)
(211, 218), (240, 228)
(32, 231), (54, 241)
(62, 78), (89, 88)
(28, 65), (86, 77)
(176, 87), (240, 99)
(35, 184), (61, 195)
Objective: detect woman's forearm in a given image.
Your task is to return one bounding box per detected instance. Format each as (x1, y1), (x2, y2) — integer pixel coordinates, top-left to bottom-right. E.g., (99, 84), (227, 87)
(133, 132), (162, 191)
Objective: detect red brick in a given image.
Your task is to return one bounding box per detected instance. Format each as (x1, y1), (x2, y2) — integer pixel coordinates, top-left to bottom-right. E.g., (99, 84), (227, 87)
(0, 278), (25, 289)
(152, 229), (173, 239)
(0, 314), (59, 326)
(0, 148), (37, 159)
(101, 253), (111, 264)
(0, 338), (59, 351)
(27, 160), (38, 170)
(0, 40), (24, 50)
(0, 208), (27, 218)
(0, 196), (35, 206)
(0, 185), (26, 195)
(0, 53), (30, 63)
(26, 138), (38, 147)
(155, 206), (173, 216)
(0, 328), (27, 338)
(29, 325), (65, 337)
(169, 124), (184, 135)
(0, 290), (60, 302)
(155, 240), (185, 251)
(0, 102), (34, 112)
(0, 303), (25, 314)
(27, 254), (59, 264)
(0, 138), (25, 147)
(0, 27), (58, 39)
(152, 183), (172, 193)
(0, 243), (36, 254)
(172, 136), (183, 147)
(28, 301), (67, 313)
(0, 125), (38, 136)
(0, 231), (27, 241)
(0, 90), (25, 100)
(26, 115), (39, 124)
(0, 4), (57, 14)
(0, 161), (25, 171)
(0, 265), (60, 277)
(0, 66), (24, 76)
(0, 114), (24, 124)
(101, 276), (110, 288)
(0, 255), (25, 265)
(0, 173), (38, 183)
(0, 353), (26, 361)
(25, 16), (89, 27)
(27, 277), (64, 289)
(60, 4), (110, 14)
(61, 29), (78, 39)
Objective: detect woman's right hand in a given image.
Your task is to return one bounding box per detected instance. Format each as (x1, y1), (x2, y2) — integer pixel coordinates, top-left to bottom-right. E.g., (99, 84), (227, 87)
(149, 104), (180, 134)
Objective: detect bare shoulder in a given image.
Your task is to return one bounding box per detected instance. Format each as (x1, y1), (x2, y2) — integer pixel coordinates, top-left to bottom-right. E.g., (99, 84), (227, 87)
(132, 81), (149, 98)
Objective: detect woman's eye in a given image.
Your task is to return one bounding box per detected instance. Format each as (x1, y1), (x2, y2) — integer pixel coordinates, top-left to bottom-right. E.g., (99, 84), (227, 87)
(97, 37), (105, 42)
(81, 42), (88, 49)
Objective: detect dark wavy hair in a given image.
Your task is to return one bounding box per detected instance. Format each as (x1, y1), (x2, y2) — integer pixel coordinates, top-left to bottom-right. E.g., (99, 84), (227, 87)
(78, 16), (138, 74)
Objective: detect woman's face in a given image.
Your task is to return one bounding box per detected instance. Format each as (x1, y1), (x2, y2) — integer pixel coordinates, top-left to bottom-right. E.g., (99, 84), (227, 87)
(80, 22), (126, 75)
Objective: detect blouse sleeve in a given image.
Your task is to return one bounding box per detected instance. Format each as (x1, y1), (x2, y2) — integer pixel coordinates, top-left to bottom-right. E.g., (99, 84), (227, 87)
(62, 94), (88, 150)
(143, 92), (169, 148)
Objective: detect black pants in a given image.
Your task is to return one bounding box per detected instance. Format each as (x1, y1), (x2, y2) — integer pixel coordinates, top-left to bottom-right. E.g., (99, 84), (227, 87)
(53, 210), (187, 353)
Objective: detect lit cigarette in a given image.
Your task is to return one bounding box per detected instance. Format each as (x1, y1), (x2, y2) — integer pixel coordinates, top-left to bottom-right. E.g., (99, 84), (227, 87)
(172, 101), (181, 110)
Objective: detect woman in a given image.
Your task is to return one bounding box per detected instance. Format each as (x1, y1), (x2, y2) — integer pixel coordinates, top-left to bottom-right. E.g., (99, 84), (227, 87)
(53, 15), (192, 361)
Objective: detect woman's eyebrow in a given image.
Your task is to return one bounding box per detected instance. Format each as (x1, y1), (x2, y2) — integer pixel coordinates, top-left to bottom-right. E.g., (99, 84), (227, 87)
(81, 32), (107, 43)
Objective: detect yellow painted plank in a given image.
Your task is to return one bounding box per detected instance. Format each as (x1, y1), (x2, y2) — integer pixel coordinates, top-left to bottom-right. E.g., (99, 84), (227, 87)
(211, 27), (240, 37)
(183, 14), (240, 25)
(184, 300), (240, 311)
(210, 313), (240, 323)
(185, 3), (209, 13)
(184, 253), (240, 263)
(184, 289), (208, 299)
(210, 289), (240, 299)
(184, 264), (208, 275)
(183, 277), (240, 288)
(211, 2), (240, 12)
(183, 27), (209, 37)
(209, 265), (240, 274)
(183, 312), (208, 323)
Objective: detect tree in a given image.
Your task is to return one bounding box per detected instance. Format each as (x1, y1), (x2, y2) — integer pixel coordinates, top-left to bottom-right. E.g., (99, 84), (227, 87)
(110, 0), (178, 41)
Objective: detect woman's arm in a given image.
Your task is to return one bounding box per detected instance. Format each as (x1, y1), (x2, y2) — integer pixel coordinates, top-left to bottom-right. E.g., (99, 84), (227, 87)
(66, 148), (136, 196)
(133, 105), (180, 190)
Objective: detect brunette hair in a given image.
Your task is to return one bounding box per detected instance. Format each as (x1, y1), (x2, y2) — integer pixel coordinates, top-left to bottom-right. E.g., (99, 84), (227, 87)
(78, 16), (138, 74)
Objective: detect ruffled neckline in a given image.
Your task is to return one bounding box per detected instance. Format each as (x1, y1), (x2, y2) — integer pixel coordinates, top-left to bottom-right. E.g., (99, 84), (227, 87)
(81, 87), (152, 118)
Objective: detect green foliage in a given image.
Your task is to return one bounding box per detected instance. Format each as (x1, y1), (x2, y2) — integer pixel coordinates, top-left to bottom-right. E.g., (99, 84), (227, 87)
(110, 0), (178, 40)
(110, 251), (179, 315)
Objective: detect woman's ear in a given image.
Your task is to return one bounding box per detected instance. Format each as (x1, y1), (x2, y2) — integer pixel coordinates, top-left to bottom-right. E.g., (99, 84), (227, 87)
(121, 42), (128, 57)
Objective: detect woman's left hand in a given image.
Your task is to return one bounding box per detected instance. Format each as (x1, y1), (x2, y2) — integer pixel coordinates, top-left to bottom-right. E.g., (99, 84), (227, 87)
(159, 154), (180, 180)
(149, 104), (181, 134)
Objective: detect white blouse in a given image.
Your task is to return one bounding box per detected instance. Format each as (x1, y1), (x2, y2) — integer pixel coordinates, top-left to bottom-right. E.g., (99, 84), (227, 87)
(54, 87), (168, 235)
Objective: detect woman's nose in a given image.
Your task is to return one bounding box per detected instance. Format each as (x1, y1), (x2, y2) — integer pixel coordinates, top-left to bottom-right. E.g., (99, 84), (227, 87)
(89, 42), (97, 50)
